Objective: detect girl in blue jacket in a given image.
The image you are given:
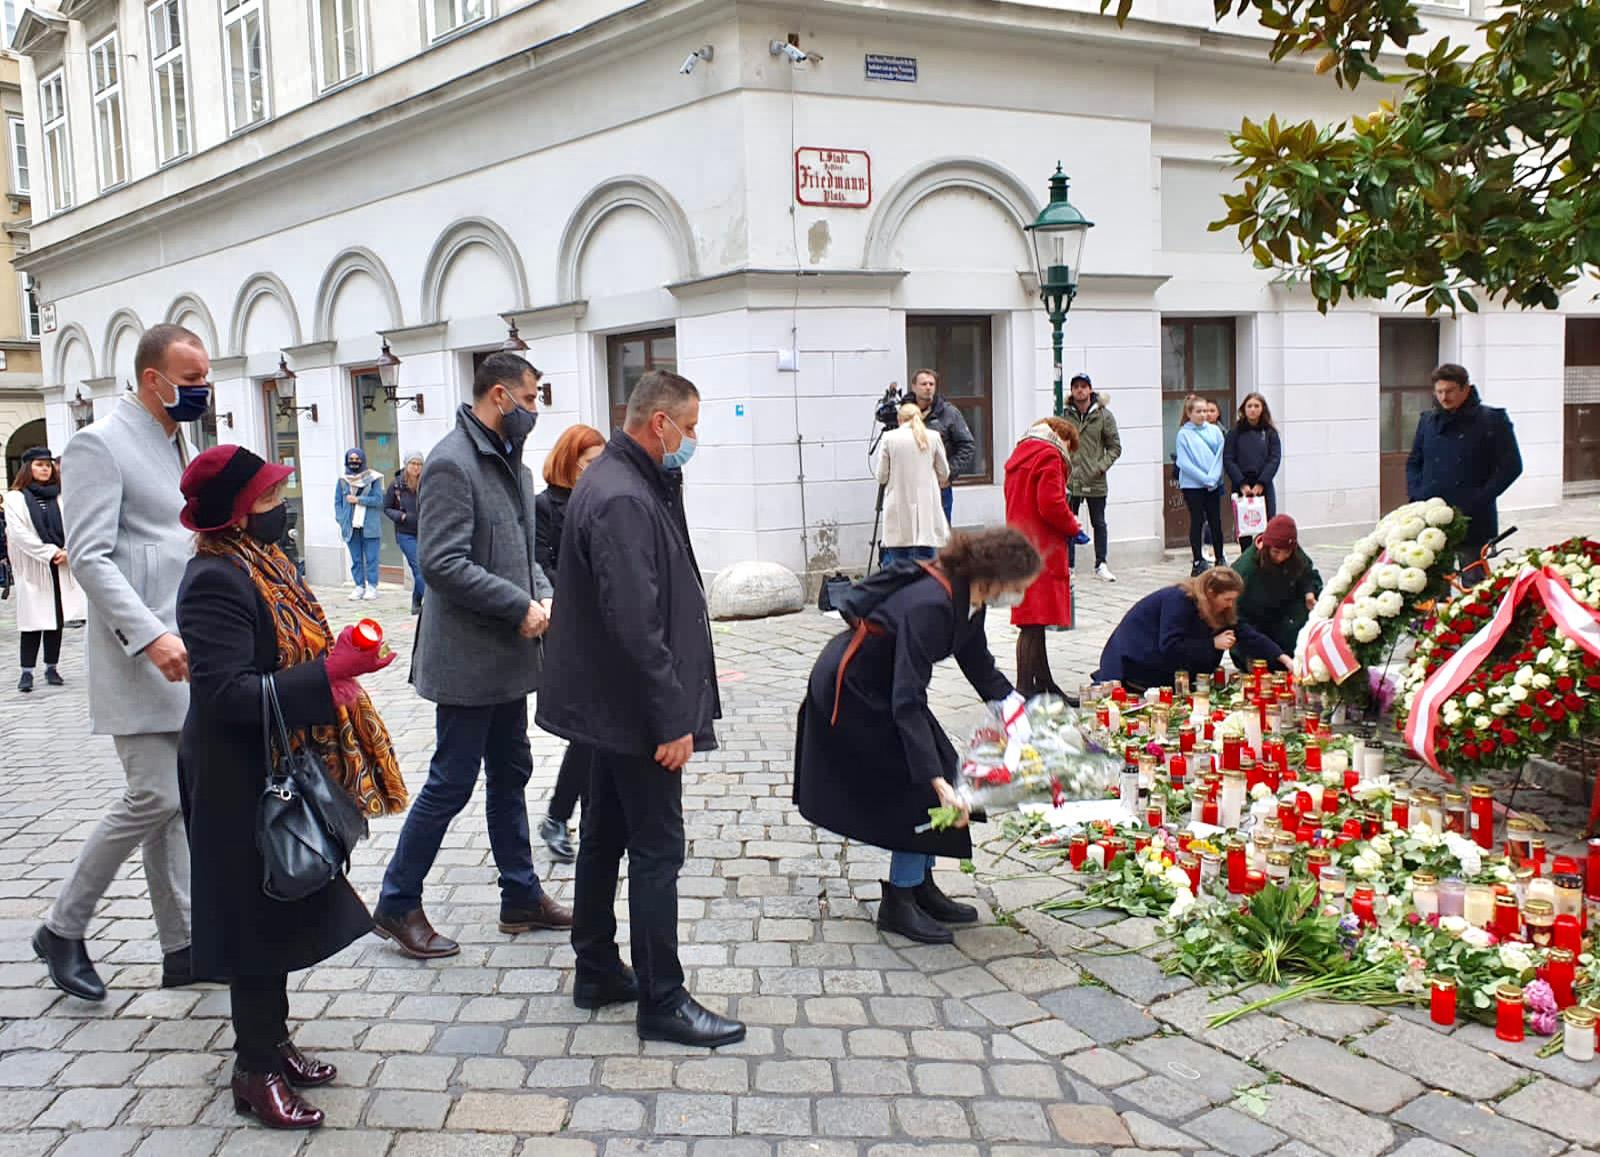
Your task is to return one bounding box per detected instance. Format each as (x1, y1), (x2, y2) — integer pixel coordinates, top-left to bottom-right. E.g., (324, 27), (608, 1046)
(1175, 397), (1226, 575)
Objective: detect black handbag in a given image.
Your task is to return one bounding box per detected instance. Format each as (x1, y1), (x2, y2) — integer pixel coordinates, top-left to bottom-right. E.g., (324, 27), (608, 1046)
(256, 675), (369, 902)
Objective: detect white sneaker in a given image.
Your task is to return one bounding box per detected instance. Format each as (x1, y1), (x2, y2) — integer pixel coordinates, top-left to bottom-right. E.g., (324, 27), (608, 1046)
(1096, 563), (1117, 583)
(362, 586), (380, 600)
(348, 586), (365, 601)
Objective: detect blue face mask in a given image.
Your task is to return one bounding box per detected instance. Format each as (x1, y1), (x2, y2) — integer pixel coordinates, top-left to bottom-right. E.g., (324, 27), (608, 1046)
(155, 372), (212, 423)
(662, 415), (696, 470)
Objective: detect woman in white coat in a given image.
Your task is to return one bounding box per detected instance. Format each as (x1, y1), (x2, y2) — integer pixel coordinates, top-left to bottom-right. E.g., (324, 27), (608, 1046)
(876, 403), (950, 566)
(4, 448), (87, 692)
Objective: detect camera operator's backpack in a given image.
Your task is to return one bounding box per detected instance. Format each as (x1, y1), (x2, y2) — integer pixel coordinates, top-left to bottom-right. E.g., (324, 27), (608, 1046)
(815, 572), (853, 613)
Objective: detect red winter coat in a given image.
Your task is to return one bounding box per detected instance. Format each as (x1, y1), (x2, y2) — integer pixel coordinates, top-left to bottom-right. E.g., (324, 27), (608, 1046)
(1004, 436), (1081, 628)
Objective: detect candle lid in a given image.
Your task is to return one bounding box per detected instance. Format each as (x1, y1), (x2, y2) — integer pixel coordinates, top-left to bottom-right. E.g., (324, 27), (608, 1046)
(1524, 898), (1556, 918)
(1496, 983), (1524, 1002)
(1564, 1006), (1599, 1027)
(1554, 872), (1584, 889)
(1307, 848), (1331, 864)
(1470, 784), (1494, 798)
(1353, 884), (1375, 898)
(1443, 791), (1466, 805)
(1494, 893), (1520, 907)
(1432, 976), (1457, 992)
(1549, 947), (1576, 963)
(1507, 817), (1535, 833)
(1266, 851), (1291, 866)
(1412, 872), (1439, 886)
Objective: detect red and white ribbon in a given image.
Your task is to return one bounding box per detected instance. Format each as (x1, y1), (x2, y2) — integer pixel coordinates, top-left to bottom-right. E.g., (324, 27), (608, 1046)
(1404, 565), (1600, 773)
(1303, 551), (1390, 685)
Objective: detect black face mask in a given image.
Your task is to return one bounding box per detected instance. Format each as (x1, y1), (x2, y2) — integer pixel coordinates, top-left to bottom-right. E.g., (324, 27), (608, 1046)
(245, 504), (290, 546)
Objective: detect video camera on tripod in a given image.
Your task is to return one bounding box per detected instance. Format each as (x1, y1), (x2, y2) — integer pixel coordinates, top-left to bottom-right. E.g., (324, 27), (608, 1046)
(874, 382), (905, 434)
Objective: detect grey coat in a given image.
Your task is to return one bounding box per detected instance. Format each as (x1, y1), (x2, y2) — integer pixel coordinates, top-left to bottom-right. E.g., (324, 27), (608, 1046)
(411, 404), (553, 707)
(63, 394), (194, 735)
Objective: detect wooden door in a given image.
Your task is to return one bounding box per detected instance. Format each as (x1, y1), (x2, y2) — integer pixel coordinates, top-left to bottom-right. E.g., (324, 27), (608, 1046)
(262, 383), (306, 568)
(1160, 319), (1237, 548)
(606, 329), (677, 431)
(1378, 318), (1439, 514)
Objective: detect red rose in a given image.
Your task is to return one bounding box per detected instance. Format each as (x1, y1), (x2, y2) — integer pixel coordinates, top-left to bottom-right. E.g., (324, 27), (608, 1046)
(1531, 721), (1547, 734)
(1558, 677), (1575, 693)
(1463, 743), (1480, 759)
(1549, 704), (1567, 723)
(1565, 693), (1584, 711)
(1481, 738), (1498, 753)
(1517, 704), (1534, 719)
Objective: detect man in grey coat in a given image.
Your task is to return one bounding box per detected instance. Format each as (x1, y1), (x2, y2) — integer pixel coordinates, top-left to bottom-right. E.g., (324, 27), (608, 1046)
(373, 352), (571, 958)
(34, 324), (205, 1001)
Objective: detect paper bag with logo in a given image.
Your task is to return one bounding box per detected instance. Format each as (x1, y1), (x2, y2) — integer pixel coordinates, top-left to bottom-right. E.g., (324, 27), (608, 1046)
(1233, 495), (1268, 537)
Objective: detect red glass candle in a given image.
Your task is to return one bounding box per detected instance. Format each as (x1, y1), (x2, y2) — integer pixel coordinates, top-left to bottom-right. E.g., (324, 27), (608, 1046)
(1068, 835), (1088, 870)
(1263, 762), (1282, 792)
(1226, 841), (1248, 894)
(1553, 914), (1583, 955)
(1342, 818), (1364, 839)
(1493, 894), (1521, 941)
(1168, 755), (1187, 789)
(1530, 839), (1547, 877)
(1222, 736), (1242, 772)
(1343, 768), (1361, 792)
(1469, 785), (1495, 851)
(1104, 838), (1126, 865)
(1278, 801), (1298, 830)
(1159, 687), (1174, 705)
(1495, 985), (1525, 1042)
(1306, 849), (1330, 881)
(1430, 977), (1457, 1026)
(1543, 949), (1577, 1009)
(1296, 823), (1317, 845)
(1322, 788), (1340, 816)
(1180, 852), (1201, 893)
(1304, 742), (1322, 772)
(1351, 885), (1377, 926)
(1245, 869), (1266, 895)
(1391, 798), (1411, 829)
(1145, 805), (1164, 829)
(1201, 796), (1219, 826)
(1178, 726), (1196, 754)
(1110, 686), (1128, 704)
(1177, 832), (1193, 852)
(1295, 790), (1313, 815)
(1554, 855), (1581, 878)
(1280, 765), (1299, 784)
(353, 618), (384, 650)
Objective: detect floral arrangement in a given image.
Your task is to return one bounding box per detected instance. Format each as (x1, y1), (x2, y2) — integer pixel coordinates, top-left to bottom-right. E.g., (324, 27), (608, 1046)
(1395, 538), (1600, 778)
(1296, 498), (1468, 704)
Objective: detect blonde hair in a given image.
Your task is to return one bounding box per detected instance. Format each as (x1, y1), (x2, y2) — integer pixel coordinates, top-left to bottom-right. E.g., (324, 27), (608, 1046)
(1177, 567), (1244, 628)
(897, 403), (929, 452)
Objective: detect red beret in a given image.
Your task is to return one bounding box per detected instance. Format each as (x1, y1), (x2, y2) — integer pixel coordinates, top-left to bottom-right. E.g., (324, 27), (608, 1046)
(1258, 515), (1298, 553)
(180, 445), (292, 533)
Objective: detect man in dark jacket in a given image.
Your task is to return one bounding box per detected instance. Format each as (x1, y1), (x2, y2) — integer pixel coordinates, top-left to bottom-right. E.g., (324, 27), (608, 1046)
(373, 352), (570, 959)
(1064, 373), (1122, 580)
(1406, 364), (1523, 584)
(910, 368), (976, 525)
(536, 370), (742, 1049)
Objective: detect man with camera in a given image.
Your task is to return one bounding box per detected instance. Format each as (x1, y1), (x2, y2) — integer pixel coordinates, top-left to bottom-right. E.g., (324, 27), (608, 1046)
(906, 369), (975, 525)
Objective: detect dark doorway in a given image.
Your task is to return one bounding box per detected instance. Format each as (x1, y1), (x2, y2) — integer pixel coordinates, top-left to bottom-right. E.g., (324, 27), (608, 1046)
(1160, 319), (1236, 548)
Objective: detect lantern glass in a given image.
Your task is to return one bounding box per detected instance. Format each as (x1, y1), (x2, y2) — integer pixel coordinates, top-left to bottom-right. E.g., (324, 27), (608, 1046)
(376, 342), (401, 391)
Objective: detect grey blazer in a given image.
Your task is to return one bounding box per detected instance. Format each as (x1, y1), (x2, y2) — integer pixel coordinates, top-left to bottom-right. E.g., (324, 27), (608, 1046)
(411, 404), (553, 707)
(63, 394), (194, 735)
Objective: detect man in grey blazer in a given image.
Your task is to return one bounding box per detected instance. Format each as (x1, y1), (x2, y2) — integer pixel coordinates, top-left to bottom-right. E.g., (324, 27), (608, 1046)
(34, 324), (207, 1001)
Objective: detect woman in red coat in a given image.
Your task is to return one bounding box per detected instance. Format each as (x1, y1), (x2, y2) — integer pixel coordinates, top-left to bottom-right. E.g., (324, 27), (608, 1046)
(1004, 417), (1088, 697)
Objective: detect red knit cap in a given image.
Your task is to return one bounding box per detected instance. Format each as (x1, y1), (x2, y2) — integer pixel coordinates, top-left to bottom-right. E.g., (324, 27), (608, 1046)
(180, 445), (292, 533)
(1258, 515), (1297, 552)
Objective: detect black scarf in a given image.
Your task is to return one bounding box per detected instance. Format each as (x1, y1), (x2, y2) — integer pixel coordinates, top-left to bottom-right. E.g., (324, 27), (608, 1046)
(22, 483), (64, 548)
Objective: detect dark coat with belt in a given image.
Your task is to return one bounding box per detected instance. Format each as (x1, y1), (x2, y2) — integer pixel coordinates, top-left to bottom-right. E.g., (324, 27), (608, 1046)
(1231, 544), (1323, 661)
(1405, 387), (1523, 549)
(1094, 585), (1283, 692)
(794, 569), (1013, 858)
(536, 431), (720, 756)
(383, 475), (419, 539)
(176, 554), (372, 981)
(534, 485), (571, 589)
(1003, 436), (1080, 628)
(411, 405), (553, 707)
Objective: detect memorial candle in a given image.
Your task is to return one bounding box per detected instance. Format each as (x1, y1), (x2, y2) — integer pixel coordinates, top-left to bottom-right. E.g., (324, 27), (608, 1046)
(1411, 873), (1440, 919)
(1391, 787), (1411, 830)
(1351, 885), (1377, 927)
(1494, 893), (1522, 940)
(1438, 878), (1466, 919)
(1464, 885), (1495, 929)
(1562, 1006), (1597, 1063)
(1430, 977), (1457, 1026)
(1544, 948), (1577, 1009)
(1588, 838), (1600, 901)
(1553, 914), (1583, 956)
(1469, 784), (1495, 850)
(1226, 838), (1248, 894)
(1496, 985), (1525, 1042)
(1304, 741), (1322, 773)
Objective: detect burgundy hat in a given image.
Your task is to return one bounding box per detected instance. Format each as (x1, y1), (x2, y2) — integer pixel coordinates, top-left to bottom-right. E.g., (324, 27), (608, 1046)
(1258, 515), (1298, 552)
(180, 445), (292, 533)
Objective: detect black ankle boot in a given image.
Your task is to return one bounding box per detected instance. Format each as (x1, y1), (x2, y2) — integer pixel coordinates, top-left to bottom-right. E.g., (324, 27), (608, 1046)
(877, 882), (953, 944)
(912, 877), (979, 924)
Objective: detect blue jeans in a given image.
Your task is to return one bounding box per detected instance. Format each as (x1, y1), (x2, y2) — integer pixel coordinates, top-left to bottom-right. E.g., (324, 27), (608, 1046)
(890, 852), (936, 887)
(346, 535), (380, 587)
(880, 545), (936, 568)
(940, 486), (953, 525)
(395, 533), (425, 605)
(377, 700), (542, 917)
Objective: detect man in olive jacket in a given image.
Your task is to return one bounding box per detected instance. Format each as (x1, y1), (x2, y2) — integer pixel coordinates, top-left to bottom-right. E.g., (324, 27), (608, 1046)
(374, 352), (570, 959)
(537, 370), (743, 1051)
(1064, 373), (1122, 580)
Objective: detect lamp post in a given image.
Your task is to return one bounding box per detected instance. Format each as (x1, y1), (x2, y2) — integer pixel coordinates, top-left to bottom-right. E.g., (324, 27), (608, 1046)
(272, 355), (318, 422)
(68, 389), (94, 429)
(1024, 164), (1093, 417)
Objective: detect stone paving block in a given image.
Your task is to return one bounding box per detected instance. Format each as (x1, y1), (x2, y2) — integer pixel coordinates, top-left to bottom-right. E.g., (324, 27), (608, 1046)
(1078, 950), (1191, 1005)
(303, 1132), (394, 1157)
(865, 1147), (980, 1157)
(1184, 1106), (1285, 1156)
(1451, 1022), (1600, 1089)
(0, 1053), (68, 1088)
(1256, 1035), (1424, 1113)
(973, 1100), (1052, 1142)
(1010, 1017), (1094, 1057)
(910, 1030), (985, 1060)
(1048, 1103), (1134, 1146)
(1252, 1085), (1393, 1157)
(505, 1027), (571, 1056)
(755, 1060), (834, 1094)
(389, 1135), (516, 1157)
(459, 1057), (528, 1089)
(570, 1095), (649, 1133)
(737, 1096), (812, 1136)
(1112, 1072), (1213, 1121)
(984, 956), (1079, 995)
(1348, 1020), (1517, 1101)
(1147, 988), (1299, 1060)
(1062, 1047), (1147, 1089)
(676, 1059), (750, 1094)
(836, 1060), (913, 1096)
(913, 1062), (986, 1097)
(892, 1097), (971, 1139)
(0, 1133), (59, 1157)
(816, 1097), (892, 1138)
(782, 1028), (846, 1058)
(846, 1029), (908, 1058)
(54, 1052), (146, 1087)
(599, 1058), (675, 1090)
(1037, 987), (1157, 1045)
(124, 1087), (212, 1126)
(367, 1089), (453, 1130)
(1494, 1078), (1600, 1146)
(30, 1088), (134, 1130)
(48, 1129), (143, 1157)
(1118, 1036), (1261, 1106)
(1122, 1110), (1203, 1150)
(932, 966), (1006, 999)
(967, 991), (1049, 1027)
(446, 1092), (569, 1134)
(868, 997), (939, 1027)
(603, 1143), (686, 1157)
(737, 997), (798, 1025)
(375, 1053), (458, 1089)
(991, 1063), (1063, 1100)
(1384, 1142), (1473, 1157)
(215, 1130), (314, 1157)
(1270, 996), (1387, 1040)
(129, 1130), (227, 1157)
(656, 1094), (735, 1137)
(691, 1144), (770, 1157)
(1395, 1092), (1564, 1157)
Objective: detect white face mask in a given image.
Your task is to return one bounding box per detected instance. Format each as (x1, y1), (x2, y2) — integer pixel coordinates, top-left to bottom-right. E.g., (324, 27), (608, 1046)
(988, 590), (1025, 610)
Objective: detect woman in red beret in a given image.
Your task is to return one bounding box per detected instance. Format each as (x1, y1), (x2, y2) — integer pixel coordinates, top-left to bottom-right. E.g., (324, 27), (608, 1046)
(1230, 514), (1322, 668)
(176, 445), (408, 1130)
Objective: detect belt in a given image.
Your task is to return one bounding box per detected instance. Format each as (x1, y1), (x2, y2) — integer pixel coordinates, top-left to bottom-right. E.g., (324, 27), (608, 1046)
(831, 619), (884, 725)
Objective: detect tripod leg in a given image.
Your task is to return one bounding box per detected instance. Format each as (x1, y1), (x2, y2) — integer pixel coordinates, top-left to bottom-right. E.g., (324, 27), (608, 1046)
(867, 482), (887, 572)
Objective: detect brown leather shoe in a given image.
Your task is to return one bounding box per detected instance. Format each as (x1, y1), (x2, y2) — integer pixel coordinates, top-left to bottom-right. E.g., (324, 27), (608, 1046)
(278, 1040), (336, 1087)
(232, 1068), (324, 1129)
(373, 908), (460, 959)
(499, 892), (573, 933)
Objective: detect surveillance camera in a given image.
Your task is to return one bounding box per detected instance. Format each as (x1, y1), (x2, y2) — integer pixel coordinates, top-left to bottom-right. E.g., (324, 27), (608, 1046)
(770, 39), (818, 64)
(679, 44), (713, 74)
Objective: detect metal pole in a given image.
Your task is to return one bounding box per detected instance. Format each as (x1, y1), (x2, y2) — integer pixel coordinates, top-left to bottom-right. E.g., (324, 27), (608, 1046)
(1052, 308), (1065, 418)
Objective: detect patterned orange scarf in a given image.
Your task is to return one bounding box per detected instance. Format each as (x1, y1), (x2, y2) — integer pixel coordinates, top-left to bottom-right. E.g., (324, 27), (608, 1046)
(198, 529), (409, 817)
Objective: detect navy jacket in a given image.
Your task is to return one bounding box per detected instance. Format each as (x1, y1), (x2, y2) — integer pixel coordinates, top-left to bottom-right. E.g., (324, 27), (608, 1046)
(1094, 585), (1283, 691)
(1224, 422), (1281, 491)
(1405, 387), (1522, 545)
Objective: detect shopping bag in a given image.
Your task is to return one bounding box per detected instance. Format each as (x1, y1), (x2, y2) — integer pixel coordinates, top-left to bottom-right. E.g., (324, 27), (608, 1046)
(1233, 494), (1268, 537)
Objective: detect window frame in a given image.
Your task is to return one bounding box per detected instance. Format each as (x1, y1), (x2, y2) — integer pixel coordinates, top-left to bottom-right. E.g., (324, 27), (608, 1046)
(425, 0), (486, 42)
(904, 314), (996, 486)
(38, 69), (72, 213)
(7, 115), (29, 197)
(18, 273), (39, 341)
(88, 32), (128, 191)
(605, 327), (677, 431)
(147, 0), (192, 165)
(221, 0), (270, 133)
(1378, 317), (1442, 456)
(312, 0), (366, 92)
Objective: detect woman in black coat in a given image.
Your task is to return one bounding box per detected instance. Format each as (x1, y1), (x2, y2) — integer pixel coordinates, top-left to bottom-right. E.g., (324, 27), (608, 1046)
(795, 528), (1041, 945)
(533, 423), (604, 862)
(1223, 393), (1282, 550)
(176, 446), (405, 1131)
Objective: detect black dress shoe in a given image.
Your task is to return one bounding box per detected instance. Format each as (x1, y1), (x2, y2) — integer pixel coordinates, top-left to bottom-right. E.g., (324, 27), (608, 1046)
(43, 667), (63, 686)
(17, 671), (32, 693)
(637, 997), (746, 1049)
(912, 877), (979, 925)
(573, 967), (639, 1010)
(32, 926), (106, 1002)
(161, 946), (195, 988)
(877, 882), (953, 944)
(540, 815), (576, 863)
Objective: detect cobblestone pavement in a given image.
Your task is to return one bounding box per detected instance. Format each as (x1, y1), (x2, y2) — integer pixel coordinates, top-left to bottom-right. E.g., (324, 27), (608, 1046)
(1, 500), (1597, 1157)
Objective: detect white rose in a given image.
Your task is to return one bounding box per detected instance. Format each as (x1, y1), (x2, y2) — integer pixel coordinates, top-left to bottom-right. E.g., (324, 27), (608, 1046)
(1442, 704), (1463, 725)
(1499, 945), (1533, 973)
(1369, 834), (1393, 856)
(1555, 656), (1571, 674)
(1438, 915), (1468, 935)
(1355, 597), (1381, 619)
(1533, 672), (1552, 690)
(1167, 890), (1195, 920)
(1509, 685), (1529, 702)
(1537, 647), (1555, 665)
(1474, 714), (1491, 731)
(1353, 617), (1382, 644)
(1398, 567), (1428, 594)
(1465, 691), (1485, 709)
(1164, 864), (1193, 891)
(1418, 527), (1448, 553)
(1250, 782), (1272, 801)
(1462, 926), (1493, 948)
(1425, 505), (1454, 527)
(1491, 702), (1511, 716)
(1375, 591), (1405, 618)
(1515, 666), (1534, 687)
(1143, 858), (1165, 877)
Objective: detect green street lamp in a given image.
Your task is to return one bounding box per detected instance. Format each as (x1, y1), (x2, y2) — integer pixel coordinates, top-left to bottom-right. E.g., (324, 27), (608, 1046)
(1024, 164), (1094, 417)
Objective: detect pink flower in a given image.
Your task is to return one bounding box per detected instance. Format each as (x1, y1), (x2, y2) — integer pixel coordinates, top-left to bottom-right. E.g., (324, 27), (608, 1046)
(1425, 914), (1441, 928)
(1406, 913), (1422, 926)
(1531, 1009), (1559, 1036)
(1524, 979), (1558, 1014)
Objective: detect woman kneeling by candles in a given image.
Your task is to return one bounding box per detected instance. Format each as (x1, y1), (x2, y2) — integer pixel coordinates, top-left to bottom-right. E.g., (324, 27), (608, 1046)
(793, 528), (1041, 945)
(1093, 566), (1290, 694)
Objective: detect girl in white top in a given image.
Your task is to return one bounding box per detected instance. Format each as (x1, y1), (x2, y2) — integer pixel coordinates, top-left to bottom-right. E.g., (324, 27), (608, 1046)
(876, 403), (951, 565)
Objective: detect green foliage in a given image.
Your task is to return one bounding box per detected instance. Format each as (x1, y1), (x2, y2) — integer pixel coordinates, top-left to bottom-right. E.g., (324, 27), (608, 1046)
(1103, 0), (1600, 312)
(1168, 880), (1347, 985)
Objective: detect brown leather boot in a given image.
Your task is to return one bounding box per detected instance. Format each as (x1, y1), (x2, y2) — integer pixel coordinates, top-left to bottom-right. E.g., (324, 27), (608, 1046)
(231, 1068), (324, 1129)
(373, 908), (460, 959)
(499, 892), (574, 934)
(277, 1040), (336, 1087)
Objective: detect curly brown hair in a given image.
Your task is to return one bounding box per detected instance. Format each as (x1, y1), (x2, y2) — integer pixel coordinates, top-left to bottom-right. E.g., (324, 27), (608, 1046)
(937, 527), (1041, 587)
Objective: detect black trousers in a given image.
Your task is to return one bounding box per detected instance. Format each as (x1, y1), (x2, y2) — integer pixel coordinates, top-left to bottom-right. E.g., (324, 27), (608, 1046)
(20, 567), (64, 669)
(1015, 626), (1063, 699)
(547, 743), (592, 824)
(1068, 496), (1108, 567)
(231, 974), (289, 1072)
(1182, 487), (1226, 565)
(572, 746), (686, 1015)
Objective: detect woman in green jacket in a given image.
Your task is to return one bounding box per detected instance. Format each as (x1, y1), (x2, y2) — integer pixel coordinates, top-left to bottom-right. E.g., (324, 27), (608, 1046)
(1231, 515), (1322, 666)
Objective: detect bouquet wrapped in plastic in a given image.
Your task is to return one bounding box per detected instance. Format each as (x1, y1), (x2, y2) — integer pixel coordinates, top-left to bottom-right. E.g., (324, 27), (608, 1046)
(927, 694), (1122, 829)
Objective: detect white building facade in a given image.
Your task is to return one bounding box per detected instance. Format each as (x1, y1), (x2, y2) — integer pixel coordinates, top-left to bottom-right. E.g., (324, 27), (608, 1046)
(14, 0), (1595, 590)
